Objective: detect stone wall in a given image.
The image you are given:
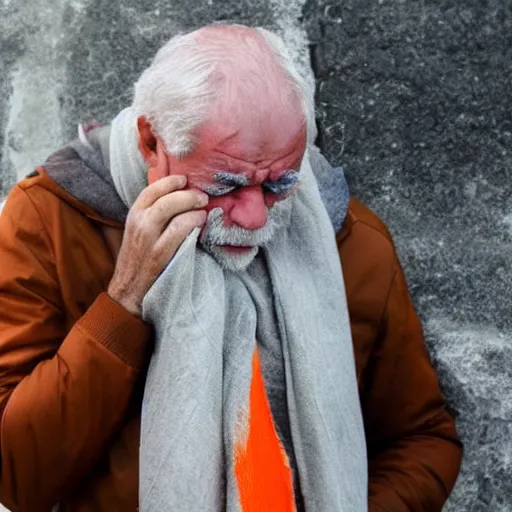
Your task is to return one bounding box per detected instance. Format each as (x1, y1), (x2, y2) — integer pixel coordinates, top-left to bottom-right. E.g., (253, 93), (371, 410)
(1, 0), (511, 510)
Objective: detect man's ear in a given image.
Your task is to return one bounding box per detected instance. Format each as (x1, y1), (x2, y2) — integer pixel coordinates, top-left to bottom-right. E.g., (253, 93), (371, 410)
(137, 116), (159, 167)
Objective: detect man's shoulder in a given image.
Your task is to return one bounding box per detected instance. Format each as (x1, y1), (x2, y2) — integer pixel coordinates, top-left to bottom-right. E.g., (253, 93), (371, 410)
(2, 170), (56, 222)
(1, 169), (112, 266)
(339, 197), (397, 267)
(7, 168), (45, 197)
(6, 167), (120, 230)
(1, 170), (114, 306)
(338, 198), (399, 311)
(345, 198), (394, 242)
(16, 167), (78, 209)
(2, 170), (78, 229)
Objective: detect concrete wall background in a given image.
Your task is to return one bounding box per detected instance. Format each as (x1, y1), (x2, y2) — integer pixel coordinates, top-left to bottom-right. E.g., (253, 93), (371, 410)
(0, 0), (511, 510)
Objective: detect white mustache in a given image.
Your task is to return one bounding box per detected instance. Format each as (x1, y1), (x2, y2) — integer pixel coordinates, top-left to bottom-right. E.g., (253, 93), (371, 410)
(200, 198), (292, 249)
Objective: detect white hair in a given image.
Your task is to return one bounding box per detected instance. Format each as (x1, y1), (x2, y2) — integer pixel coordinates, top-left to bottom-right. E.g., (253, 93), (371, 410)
(132, 25), (316, 157)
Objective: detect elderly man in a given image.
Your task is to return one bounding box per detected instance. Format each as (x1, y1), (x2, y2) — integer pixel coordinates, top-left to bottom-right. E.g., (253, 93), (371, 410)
(0, 24), (461, 512)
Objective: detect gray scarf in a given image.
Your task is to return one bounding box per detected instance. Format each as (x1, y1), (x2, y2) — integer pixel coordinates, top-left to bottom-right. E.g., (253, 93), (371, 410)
(109, 108), (367, 511)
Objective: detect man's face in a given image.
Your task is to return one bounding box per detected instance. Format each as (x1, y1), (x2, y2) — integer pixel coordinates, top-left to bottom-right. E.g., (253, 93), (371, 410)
(162, 112), (307, 270)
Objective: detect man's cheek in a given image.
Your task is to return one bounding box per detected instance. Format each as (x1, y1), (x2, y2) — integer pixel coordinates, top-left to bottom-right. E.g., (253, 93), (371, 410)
(205, 196), (230, 215)
(148, 165), (169, 185)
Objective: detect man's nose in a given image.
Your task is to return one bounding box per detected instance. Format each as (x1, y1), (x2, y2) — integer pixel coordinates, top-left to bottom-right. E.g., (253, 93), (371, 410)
(228, 186), (268, 230)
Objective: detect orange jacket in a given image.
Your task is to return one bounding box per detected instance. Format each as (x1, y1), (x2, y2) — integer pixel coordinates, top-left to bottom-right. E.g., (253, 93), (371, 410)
(0, 168), (462, 512)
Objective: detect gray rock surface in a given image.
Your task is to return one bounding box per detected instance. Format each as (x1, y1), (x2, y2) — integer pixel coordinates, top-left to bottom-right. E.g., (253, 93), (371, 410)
(1, 0), (511, 510)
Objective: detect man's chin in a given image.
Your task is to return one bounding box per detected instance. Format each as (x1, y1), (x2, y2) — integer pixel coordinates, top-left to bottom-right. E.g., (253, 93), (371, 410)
(218, 245), (254, 255)
(204, 244), (259, 272)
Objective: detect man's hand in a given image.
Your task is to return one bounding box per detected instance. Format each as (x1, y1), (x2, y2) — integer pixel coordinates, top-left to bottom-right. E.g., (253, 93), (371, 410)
(108, 145), (208, 317)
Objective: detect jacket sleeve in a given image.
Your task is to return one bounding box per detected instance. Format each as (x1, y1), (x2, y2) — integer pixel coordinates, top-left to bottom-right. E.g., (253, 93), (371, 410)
(363, 264), (463, 512)
(0, 186), (152, 511)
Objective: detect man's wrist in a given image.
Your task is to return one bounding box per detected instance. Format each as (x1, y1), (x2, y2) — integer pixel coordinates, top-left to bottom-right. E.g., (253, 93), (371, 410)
(107, 285), (142, 318)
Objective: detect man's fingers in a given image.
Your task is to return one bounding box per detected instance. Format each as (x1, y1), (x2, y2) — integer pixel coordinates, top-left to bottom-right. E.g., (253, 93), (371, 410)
(155, 210), (207, 260)
(149, 190), (209, 229)
(135, 174), (187, 210)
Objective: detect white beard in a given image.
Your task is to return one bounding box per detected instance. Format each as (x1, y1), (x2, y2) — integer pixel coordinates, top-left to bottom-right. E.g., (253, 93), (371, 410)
(203, 244), (260, 272)
(199, 197), (293, 272)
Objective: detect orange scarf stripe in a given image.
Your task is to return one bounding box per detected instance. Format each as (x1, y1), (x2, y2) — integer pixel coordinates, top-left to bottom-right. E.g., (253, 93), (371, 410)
(234, 349), (296, 512)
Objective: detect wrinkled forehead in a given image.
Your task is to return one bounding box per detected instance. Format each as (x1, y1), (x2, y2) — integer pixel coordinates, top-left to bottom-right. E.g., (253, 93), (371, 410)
(203, 76), (307, 158)
(198, 116), (307, 164)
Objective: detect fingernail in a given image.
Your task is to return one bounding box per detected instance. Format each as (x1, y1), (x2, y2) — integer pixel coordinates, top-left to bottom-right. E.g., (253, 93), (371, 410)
(196, 193), (209, 207)
(176, 175), (187, 187)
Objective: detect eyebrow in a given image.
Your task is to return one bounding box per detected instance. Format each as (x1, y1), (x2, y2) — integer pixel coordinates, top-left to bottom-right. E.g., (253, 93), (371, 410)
(213, 172), (249, 187)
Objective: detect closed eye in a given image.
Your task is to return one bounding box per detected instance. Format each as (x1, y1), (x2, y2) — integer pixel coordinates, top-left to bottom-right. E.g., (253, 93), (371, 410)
(263, 170), (301, 195)
(205, 171), (248, 196)
(202, 184), (237, 197)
